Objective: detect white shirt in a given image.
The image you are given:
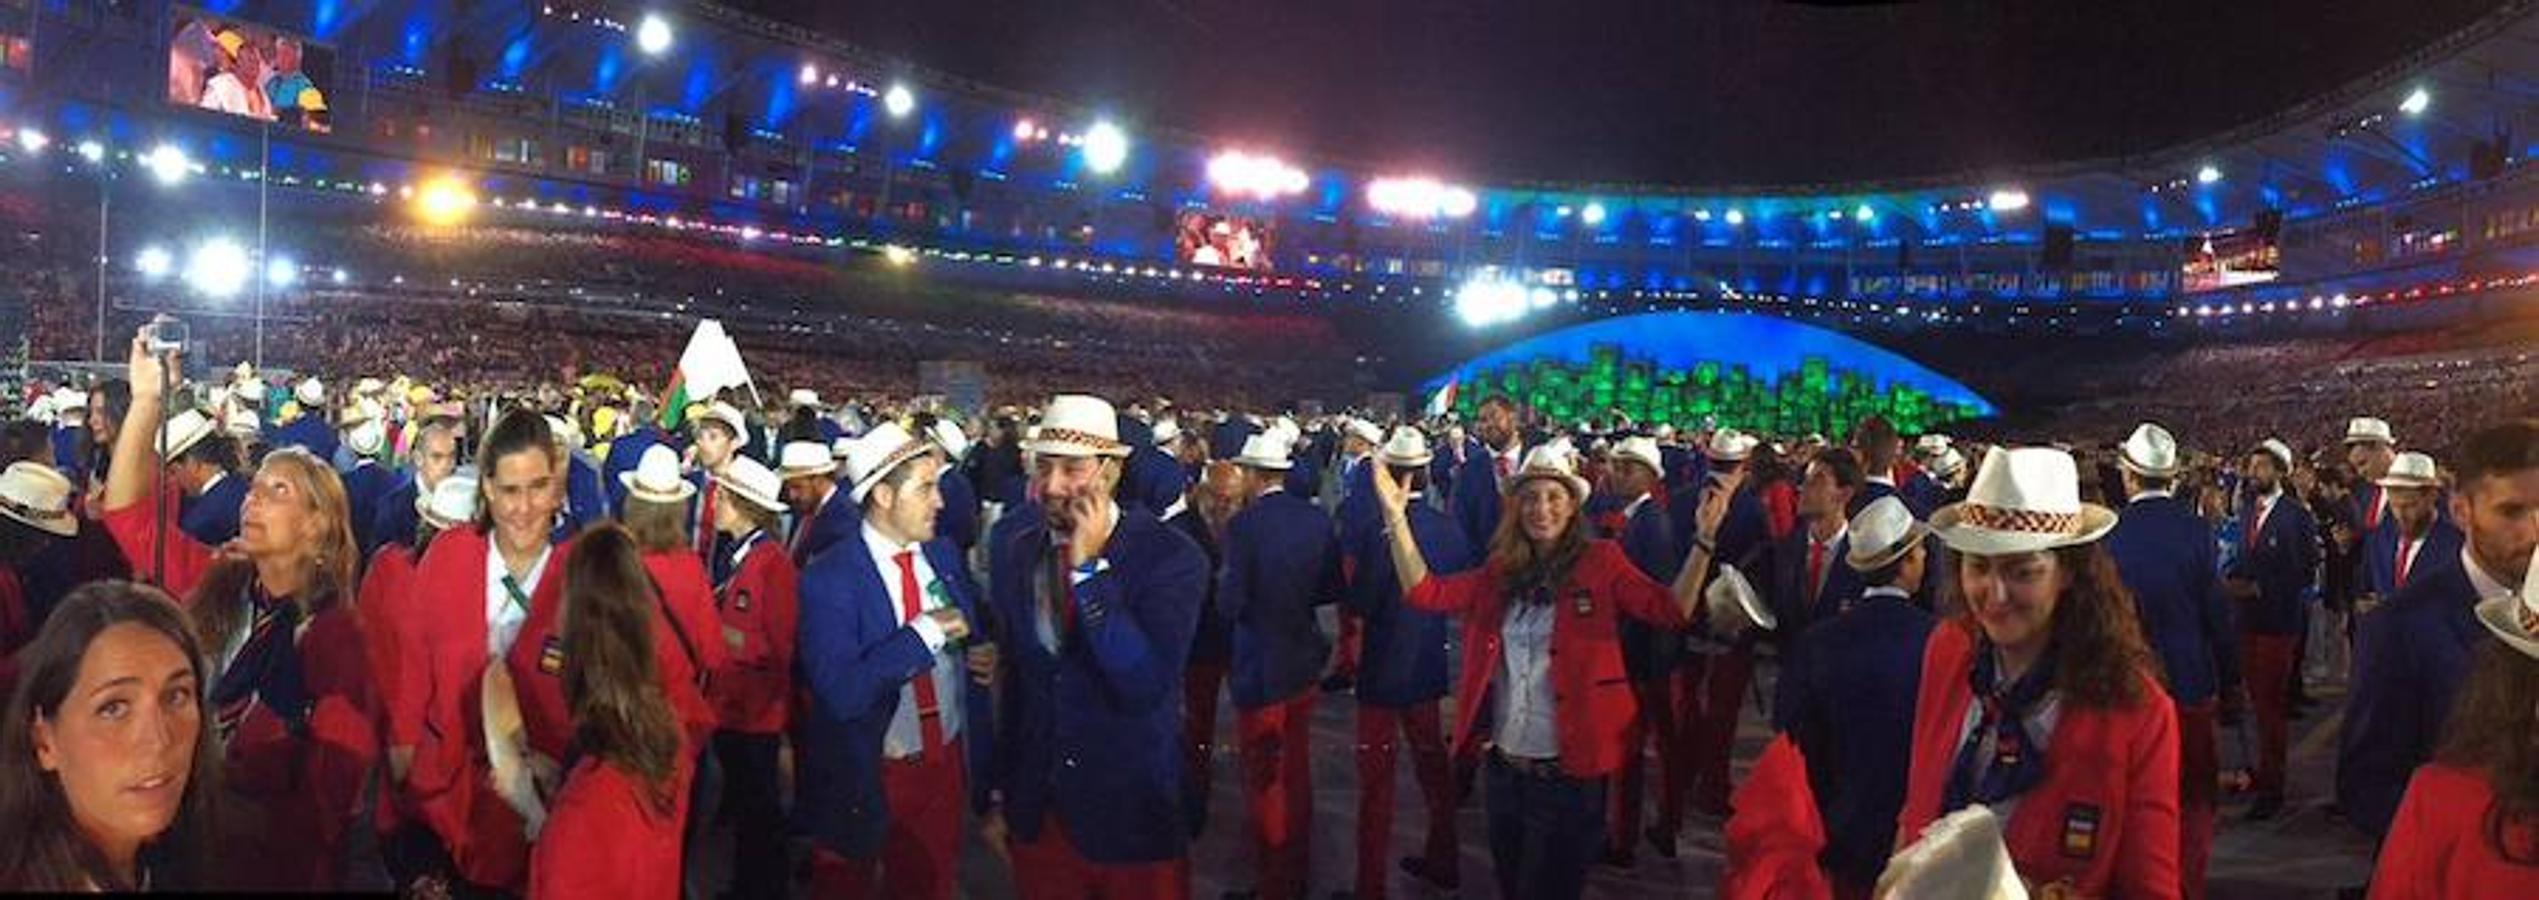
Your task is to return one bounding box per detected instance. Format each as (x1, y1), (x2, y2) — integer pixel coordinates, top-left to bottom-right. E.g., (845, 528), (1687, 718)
(196, 470), (229, 499)
(485, 541), (553, 658)
(864, 520), (961, 757)
(2128, 489), (2174, 503)
(1865, 473), (1898, 488)
(200, 72), (254, 116)
(2462, 546), (2516, 603)
(1494, 599), (1561, 760)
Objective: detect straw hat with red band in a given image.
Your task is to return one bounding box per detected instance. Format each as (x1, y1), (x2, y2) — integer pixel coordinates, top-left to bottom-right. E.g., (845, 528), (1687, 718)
(841, 422), (941, 504)
(1025, 395), (1132, 458)
(1930, 446), (2118, 556)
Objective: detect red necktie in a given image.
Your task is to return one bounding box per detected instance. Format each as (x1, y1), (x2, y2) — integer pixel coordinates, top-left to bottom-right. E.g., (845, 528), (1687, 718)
(2394, 536), (2416, 590)
(2363, 487), (2382, 531)
(1046, 544), (1078, 642)
(893, 550), (946, 753)
(1806, 539), (1827, 604)
(2245, 501), (2268, 553)
(789, 502), (813, 558)
(695, 481), (719, 554)
(1495, 454), (1514, 484)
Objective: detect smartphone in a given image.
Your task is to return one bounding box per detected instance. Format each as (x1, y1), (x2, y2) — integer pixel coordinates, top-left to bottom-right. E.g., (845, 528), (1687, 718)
(143, 314), (188, 355)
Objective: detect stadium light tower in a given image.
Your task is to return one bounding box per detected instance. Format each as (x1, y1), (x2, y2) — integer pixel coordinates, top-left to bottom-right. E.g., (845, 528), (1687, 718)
(1580, 202), (1608, 226)
(2399, 87), (2430, 116)
(145, 143), (192, 185)
(884, 83), (917, 119)
(1081, 120), (1131, 175)
(184, 237), (253, 300)
(636, 13), (675, 56)
(2196, 164), (2223, 185)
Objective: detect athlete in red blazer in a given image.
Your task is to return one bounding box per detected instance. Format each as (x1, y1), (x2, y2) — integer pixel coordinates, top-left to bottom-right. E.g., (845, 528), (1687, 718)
(506, 547), (724, 761)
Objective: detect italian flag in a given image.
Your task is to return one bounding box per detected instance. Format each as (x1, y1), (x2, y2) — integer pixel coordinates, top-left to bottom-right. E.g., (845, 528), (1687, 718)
(659, 319), (753, 430)
(1426, 378), (1459, 418)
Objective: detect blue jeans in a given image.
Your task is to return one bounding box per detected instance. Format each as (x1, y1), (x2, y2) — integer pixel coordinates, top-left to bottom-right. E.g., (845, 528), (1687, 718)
(1484, 753), (1608, 900)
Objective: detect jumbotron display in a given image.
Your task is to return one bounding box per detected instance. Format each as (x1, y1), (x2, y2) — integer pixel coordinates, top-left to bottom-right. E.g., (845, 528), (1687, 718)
(1427, 312), (1996, 435)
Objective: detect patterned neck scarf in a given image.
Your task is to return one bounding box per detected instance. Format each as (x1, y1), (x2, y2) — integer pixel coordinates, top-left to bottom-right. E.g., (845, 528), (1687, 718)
(209, 580), (311, 742)
(1943, 637), (2058, 813)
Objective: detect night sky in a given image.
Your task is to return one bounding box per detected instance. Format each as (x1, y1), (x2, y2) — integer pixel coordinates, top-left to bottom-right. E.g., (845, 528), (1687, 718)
(730, 0), (2511, 187)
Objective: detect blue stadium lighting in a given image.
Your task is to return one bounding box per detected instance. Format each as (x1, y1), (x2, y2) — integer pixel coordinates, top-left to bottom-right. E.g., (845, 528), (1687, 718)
(266, 256), (299, 288)
(1987, 189), (2031, 212)
(1723, 208), (1746, 226)
(75, 140), (103, 164)
(1693, 209), (1713, 222)
(799, 64), (820, 87)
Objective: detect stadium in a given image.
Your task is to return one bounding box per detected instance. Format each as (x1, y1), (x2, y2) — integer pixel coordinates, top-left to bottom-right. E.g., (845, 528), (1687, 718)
(0, 1), (2533, 898)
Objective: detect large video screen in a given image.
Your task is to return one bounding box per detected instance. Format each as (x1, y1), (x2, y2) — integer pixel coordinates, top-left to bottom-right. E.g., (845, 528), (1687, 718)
(1177, 211), (1276, 271)
(2180, 228), (2281, 292)
(168, 9), (336, 133)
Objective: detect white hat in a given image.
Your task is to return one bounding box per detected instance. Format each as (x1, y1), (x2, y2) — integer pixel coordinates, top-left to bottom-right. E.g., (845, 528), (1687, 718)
(691, 401), (747, 440)
(1914, 433), (1953, 457)
(2255, 438), (2295, 472)
(235, 377), (268, 403)
(1708, 428), (1759, 462)
(1232, 433), (1295, 471)
(418, 470), (481, 531)
(1846, 496), (1931, 572)
(928, 418), (971, 462)
(830, 435), (855, 461)
(1508, 442), (1590, 501)
(51, 388), (88, 413)
(544, 414), (584, 451)
(2375, 451), (2440, 489)
(224, 410), (262, 438)
(1929, 447), (2118, 556)
(2115, 422), (2181, 479)
(1152, 418), (1183, 446)
(158, 408), (217, 461)
(713, 456), (787, 514)
(1025, 395), (1131, 458)
(1653, 424), (1677, 442)
(617, 445), (696, 504)
(1377, 426), (1433, 467)
(1703, 563), (1775, 637)
(0, 462), (80, 537)
(24, 394), (55, 425)
(841, 422), (939, 504)
(2469, 540), (2539, 661)
(295, 377), (326, 408)
(1343, 417), (1384, 447)
(788, 388), (823, 410)
(353, 377), (386, 398)
(2344, 417), (2395, 446)
(1928, 446), (1969, 480)
(776, 440), (838, 480)
(1612, 436), (1664, 477)
(1876, 805), (2029, 900)
(346, 418), (388, 459)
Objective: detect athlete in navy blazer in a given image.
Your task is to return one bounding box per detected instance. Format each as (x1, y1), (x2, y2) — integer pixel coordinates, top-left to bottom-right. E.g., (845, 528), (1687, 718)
(2359, 515), (2462, 603)
(1344, 479), (1473, 896)
(937, 464), (983, 553)
(793, 525), (997, 861)
(2229, 487), (2319, 638)
(984, 499), (1208, 865)
(340, 456), (398, 555)
(2226, 464), (2318, 816)
(1763, 526), (1864, 724)
(2106, 489), (2242, 709)
(267, 413), (338, 461)
(1347, 495), (1470, 708)
(790, 485), (860, 569)
(2337, 550), (2485, 839)
(1219, 488), (1345, 707)
(1778, 584), (1934, 890)
(179, 469), (248, 546)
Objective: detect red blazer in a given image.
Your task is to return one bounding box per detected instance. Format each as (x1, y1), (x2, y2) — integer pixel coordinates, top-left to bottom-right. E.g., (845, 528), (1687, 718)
(0, 567), (27, 701)
(2371, 764), (2539, 899)
(358, 544), (421, 834)
(401, 528), (573, 891)
(508, 549), (725, 761)
(1896, 623), (2182, 900)
(713, 537), (800, 735)
(530, 754), (692, 900)
(1723, 734), (1834, 900)
(1404, 539), (1691, 778)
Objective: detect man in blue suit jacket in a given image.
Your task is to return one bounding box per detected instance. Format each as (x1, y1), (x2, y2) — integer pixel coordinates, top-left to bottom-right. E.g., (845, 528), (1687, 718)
(266, 380), (339, 462)
(339, 421), (399, 557)
(983, 397), (1206, 895)
(1344, 435), (1473, 895)
(2355, 452), (2463, 605)
(1597, 438), (1686, 865)
(1763, 449), (1867, 743)
(368, 415), (462, 557)
(776, 439), (858, 569)
(1217, 435), (1344, 899)
(1451, 395), (1527, 545)
(797, 427), (996, 899)
(602, 416), (679, 517)
(2225, 439), (2318, 820)
(2338, 420), (2538, 841)
(1674, 432), (1785, 824)
(2103, 422), (2243, 884)
(174, 435), (248, 547)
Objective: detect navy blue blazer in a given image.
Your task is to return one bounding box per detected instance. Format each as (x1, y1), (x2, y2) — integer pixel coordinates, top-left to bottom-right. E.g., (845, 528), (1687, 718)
(558, 453), (607, 536)
(2227, 494), (2318, 636)
(601, 426), (674, 516)
(1670, 477), (1771, 569)
(1766, 528), (1865, 721)
(2106, 494), (2241, 705)
(2336, 553), (2483, 840)
(180, 472), (248, 547)
(1121, 443), (1187, 516)
(1344, 498), (1472, 708)
(1899, 471), (1947, 519)
(1217, 491), (1344, 708)
(340, 460), (399, 557)
(1209, 419), (1258, 463)
(938, 467), (983, 552)
(1450, 444), (1527, 547)
(1333, 457), (1383, 559)
(1660, 445), (1702, 495)
(1611, 495), (1684, 681)
(1280, 450), (1322, 501)
(369, 475), (421, 557)
(1780, 590), (1935, 887)
(1850, 478), (1901, 518)
(2359, 519), (2463, 602)
(789, 487), (860, 571)
(50, 427), (87, 487)
(266, 415), (338, 462)
(1165, 507), (1233, 667)
(984, 505), (1207, 864)
(794, 526), (996, 858)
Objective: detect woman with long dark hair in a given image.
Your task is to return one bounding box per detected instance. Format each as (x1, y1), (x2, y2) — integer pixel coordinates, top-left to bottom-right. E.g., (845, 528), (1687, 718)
(0, 581), (219, 891)
(1368, 443), (1722, 899)
(98, 333), (376, 890)
(2369, 569), (2539, 898)
(1895, 446), (2180, 897)
(529, 524), (692, 900)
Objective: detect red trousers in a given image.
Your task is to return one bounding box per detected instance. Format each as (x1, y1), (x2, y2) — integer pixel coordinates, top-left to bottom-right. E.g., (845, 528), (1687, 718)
(1184, 660), (1230, 832)
(808, 747), (966, 900)
(1611, 674), (1688, 849)
(1009, 812), (1190, 900)
(2177, 699), (2219, 900)
(1678, 648), (1754, 813)
(1355, 701), (1457, 900)
(1237, 691), (1316, 900)
(2241, 634), (2298, 797)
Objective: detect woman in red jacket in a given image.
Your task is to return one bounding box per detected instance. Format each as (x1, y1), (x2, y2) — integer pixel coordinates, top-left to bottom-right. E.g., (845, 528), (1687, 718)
(2369, 587), (2539, 899)
(1899, 446), (2180, 899)
(1369, 442), (1723, 900)
(705, 452), (800, 900)
(97, 333), (375, 890)
(357, 471), (476, 887)
(531, 524), (693, 900)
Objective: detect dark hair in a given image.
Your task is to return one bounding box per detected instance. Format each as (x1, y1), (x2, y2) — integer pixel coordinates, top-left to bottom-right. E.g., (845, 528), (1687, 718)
(2434, 639), (2539, 864)
(91, 380), (132, 427)
(1810, 447), (1866, 492)
(860, 450), (943, 515)
(1944, 543), (2163, 710)
(0, 582), (219, 891)
(560, 525), (683, 811)
(176, 433), (238, 472)
(1385, 463), (1430, 494)
(1851, 416), (1900, 467)
(474, 409), (561, 531)
(1478, 394), (1516, 413)
(2455, 420), (2539, 495)
(0, 420), (47, 466)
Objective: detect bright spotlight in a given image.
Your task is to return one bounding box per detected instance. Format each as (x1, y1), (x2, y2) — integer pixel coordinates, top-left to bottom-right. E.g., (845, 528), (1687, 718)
(412, 176), (479, 226)
(882, 245), (916, 266)
(2399, 87), (2430, 116)
(1454, 277), (1528, 328)
(635, 13), (674, 55)
(1854, 203), (1875, 221)
(16, 129), (47, 155)
(1368, 176), (1476, 219)
(76, 140), (104, 164)
(145, 144), (191, 185)
(798, 64), (820, 86)
(1081, 120), (1130, 175)
(1723, 208), (1746, 226)
(331, 267), (349, 284)
(184, 238), (253, 299)
(1580, 203), (1608, 226)
(1986, 189), (2031, 212)
(883, 83), (916, 118)
(266, 256), (298, 288)
(2195, 165), (2222, 185)
(135, 246), (173, 280)
(1207, 150), (1309, 200)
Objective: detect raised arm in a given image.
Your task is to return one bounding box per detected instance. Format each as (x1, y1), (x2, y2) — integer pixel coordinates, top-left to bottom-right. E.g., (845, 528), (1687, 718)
(1369, 461), (1433, 597)
(104, 331), (176, 513)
